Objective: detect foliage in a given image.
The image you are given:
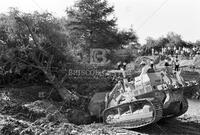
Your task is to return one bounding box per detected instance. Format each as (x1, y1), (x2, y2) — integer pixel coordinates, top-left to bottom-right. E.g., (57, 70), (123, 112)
(66, 0), (138, 62)
(66, 0), (116, 48)
(194, 40), (200, 47)
(0, 8), (74, 87)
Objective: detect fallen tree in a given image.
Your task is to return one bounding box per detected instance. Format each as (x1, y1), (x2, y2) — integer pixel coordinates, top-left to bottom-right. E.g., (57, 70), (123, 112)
(0, 9), (79, 102)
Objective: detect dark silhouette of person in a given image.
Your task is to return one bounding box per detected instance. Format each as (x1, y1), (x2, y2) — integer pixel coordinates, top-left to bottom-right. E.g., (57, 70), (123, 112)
(150, 60), (154, 69)
(175, 60), (179, 71)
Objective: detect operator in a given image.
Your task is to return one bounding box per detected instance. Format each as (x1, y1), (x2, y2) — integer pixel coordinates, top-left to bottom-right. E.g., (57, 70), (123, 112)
(164, 59), (172, 74)
(162, 59), (173, 86)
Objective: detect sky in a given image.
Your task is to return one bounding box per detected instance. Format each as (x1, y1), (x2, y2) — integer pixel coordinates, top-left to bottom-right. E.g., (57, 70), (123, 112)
(0, 0), (200, 44)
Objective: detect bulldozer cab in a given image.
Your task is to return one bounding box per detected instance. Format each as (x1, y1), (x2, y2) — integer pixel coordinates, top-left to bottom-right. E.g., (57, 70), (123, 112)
(108, 68), (168, 97)
(133, 64), (188, 97)
(134, 70), (163, 96)
(107, 66), (185, 101)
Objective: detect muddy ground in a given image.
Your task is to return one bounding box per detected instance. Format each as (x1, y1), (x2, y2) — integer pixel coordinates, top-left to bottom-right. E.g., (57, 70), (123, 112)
(0, 84), (200, 135)
(0, 92), (200, 135)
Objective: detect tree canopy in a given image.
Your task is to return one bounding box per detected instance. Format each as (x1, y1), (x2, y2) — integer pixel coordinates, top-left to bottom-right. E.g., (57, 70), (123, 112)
(0, 8), (75, 87)
(66, 0), (138, 58)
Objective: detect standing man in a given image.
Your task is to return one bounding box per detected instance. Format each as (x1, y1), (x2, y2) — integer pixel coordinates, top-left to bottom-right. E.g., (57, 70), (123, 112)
(150, 60), (154, 69)
(175, 59), (180, 71)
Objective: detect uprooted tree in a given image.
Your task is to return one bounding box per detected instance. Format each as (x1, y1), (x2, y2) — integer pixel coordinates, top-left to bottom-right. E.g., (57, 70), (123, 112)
(0, 8), (78, 101)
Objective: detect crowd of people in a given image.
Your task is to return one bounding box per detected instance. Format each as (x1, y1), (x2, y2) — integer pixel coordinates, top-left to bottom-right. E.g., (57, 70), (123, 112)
(117, 45), (200, 74)
(151, 46), (200, 58)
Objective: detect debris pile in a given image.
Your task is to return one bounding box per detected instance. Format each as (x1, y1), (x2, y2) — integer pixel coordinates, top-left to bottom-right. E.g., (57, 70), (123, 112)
(0, 93), (93, 135)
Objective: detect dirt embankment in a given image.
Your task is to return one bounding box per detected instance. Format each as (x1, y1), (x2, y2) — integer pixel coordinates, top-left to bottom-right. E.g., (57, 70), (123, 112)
(0, 99), (142, 135)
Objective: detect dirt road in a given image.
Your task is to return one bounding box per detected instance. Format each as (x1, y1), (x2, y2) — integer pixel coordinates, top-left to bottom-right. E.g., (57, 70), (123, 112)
(131, 99), (200, 135)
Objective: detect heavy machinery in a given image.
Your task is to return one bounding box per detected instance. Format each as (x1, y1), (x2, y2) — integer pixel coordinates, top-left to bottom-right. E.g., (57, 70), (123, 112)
(88, 66), (198, 128)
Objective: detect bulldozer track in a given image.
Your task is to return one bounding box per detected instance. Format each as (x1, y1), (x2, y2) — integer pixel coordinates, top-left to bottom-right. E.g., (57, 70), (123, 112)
(103, 98), (163, 129)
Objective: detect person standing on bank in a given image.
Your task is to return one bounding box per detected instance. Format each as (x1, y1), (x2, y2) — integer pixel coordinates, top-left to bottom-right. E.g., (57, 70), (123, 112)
(175, 59), (180, 71)
(150, 60), (154, 69)
(164, 59), (171, 74)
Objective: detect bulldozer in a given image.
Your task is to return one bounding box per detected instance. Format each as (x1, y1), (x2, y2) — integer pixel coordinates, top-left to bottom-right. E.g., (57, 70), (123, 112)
(88, 65), (198, 128)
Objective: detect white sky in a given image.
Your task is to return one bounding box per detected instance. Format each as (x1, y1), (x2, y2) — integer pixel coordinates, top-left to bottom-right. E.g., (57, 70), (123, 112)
(0, 0), (200, 44)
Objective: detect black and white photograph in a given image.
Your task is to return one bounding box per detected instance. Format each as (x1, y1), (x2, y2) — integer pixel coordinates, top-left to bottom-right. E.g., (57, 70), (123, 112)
(0, 0), (200, 134)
